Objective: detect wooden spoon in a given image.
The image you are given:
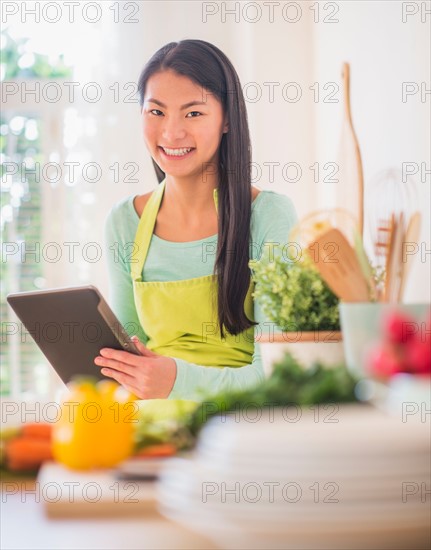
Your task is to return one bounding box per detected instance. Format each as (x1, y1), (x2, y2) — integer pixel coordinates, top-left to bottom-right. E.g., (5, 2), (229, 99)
(382, 214), (396, 302)
(385, 213), (405, 303)
(336, 62), (364, 237)
(306, 227), (371, 302)
(397, 212), (421, 301)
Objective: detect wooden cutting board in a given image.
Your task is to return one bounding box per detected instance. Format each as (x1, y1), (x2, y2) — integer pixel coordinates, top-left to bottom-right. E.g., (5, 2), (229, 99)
(37, 462), (159, 518)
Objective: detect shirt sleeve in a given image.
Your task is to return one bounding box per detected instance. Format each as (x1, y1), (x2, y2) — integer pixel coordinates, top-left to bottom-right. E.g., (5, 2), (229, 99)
(167, 193), (298, 402)
(103, 205), (149, 344)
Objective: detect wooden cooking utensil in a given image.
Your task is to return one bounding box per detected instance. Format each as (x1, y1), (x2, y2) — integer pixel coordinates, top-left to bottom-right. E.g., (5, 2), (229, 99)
(367, 169), (418, 277)
(375, 218), (392, 260)
(336, 62), (364, 237)
(306, 227), (371, 302)
(381, 214), (395, 302)
(398, 211), (421, 302)
(353, 229), (378, 301)
(384, 213), (405, 303)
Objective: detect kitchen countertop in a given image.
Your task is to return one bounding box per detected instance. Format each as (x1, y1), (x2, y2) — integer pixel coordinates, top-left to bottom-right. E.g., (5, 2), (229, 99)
(1, 478), (218, 550)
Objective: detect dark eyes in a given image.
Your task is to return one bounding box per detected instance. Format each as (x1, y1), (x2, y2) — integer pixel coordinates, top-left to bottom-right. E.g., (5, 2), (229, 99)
(148, 110), (202, 118)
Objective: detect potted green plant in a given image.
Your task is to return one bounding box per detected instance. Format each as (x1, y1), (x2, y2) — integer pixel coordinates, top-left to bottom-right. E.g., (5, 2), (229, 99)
(249, 251), (344, 375)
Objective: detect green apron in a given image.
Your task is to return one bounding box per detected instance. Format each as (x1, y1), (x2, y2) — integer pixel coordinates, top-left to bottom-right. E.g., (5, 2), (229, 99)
(130, 179), (255, 367)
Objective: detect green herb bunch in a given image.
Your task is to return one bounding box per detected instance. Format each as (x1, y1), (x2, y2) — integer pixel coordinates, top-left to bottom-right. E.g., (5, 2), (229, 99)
(188, 353), (358, 435)
(249, 250), (340, 331)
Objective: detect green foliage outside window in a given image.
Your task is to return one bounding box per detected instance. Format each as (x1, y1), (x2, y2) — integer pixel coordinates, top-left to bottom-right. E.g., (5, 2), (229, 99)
(1, 27), (73, 396)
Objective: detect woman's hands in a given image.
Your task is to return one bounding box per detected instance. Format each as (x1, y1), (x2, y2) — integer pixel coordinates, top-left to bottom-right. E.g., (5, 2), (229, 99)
(94, 336), (177, 399)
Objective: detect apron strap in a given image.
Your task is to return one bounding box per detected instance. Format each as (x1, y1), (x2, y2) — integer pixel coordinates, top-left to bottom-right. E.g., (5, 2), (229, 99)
(130, 180), (219, 280)
(130, 179), (166, 280)
(213, 187), (218, 214)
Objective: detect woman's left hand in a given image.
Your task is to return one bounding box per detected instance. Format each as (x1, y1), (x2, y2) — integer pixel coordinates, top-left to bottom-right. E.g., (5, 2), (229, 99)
(94, 336), (177, 399)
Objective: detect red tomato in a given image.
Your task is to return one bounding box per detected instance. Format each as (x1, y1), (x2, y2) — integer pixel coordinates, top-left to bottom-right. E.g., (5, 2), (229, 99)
(383, 311), (417, 344)
(405, 338), (431, 374)
(367, 345), (404, 378)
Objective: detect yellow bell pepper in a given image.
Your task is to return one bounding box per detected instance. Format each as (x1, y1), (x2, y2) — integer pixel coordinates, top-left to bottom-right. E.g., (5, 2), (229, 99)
(52, 378), (138, 470)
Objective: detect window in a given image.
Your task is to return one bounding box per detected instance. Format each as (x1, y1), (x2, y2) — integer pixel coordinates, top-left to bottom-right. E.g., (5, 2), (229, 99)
(1, 27), (73, 398)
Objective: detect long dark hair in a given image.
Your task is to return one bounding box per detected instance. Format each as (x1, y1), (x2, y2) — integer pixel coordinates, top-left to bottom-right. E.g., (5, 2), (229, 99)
(137, 39), (256, 338)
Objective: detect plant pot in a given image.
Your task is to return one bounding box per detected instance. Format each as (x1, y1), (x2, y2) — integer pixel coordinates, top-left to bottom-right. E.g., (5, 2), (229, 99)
(257, 331), (343, 377)
(339, 302), (430, 378)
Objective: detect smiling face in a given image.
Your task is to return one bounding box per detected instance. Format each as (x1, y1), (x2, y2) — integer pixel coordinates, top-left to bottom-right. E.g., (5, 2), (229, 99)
(141, 69), (228, 181)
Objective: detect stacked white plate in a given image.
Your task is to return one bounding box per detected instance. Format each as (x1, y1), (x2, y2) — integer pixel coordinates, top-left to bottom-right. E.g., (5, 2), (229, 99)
(157, 404), (430, 549)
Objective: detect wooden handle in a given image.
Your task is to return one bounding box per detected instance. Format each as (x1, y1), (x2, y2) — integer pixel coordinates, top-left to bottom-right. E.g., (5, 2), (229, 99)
(341, 61), (364, 237)
(342, 62), (352, 123)
(397, 211), (421, 301)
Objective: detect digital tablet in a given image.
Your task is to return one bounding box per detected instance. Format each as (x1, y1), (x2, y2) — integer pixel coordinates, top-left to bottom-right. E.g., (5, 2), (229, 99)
(6, 285), (142, 385)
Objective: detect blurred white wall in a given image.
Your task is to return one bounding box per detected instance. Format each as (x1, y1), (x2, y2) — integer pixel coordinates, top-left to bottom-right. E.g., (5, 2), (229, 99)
(11, 1), (426, 301)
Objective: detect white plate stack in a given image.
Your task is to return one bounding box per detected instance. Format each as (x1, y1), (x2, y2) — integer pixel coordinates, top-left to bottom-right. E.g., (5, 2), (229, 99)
(157, 404), (430, 550)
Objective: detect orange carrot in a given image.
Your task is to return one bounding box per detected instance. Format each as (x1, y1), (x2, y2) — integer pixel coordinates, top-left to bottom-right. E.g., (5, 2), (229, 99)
(21, 423), (52, 440)
(134, 443), (177, 458)
(6, 437), (53, 471)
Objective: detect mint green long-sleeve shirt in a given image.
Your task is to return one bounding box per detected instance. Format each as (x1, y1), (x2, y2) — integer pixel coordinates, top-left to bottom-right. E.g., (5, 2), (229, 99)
(103, 189), (298, 401)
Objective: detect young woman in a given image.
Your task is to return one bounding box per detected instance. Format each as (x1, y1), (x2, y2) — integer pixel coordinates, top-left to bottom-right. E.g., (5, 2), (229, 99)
(95, 39), (298, 401)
